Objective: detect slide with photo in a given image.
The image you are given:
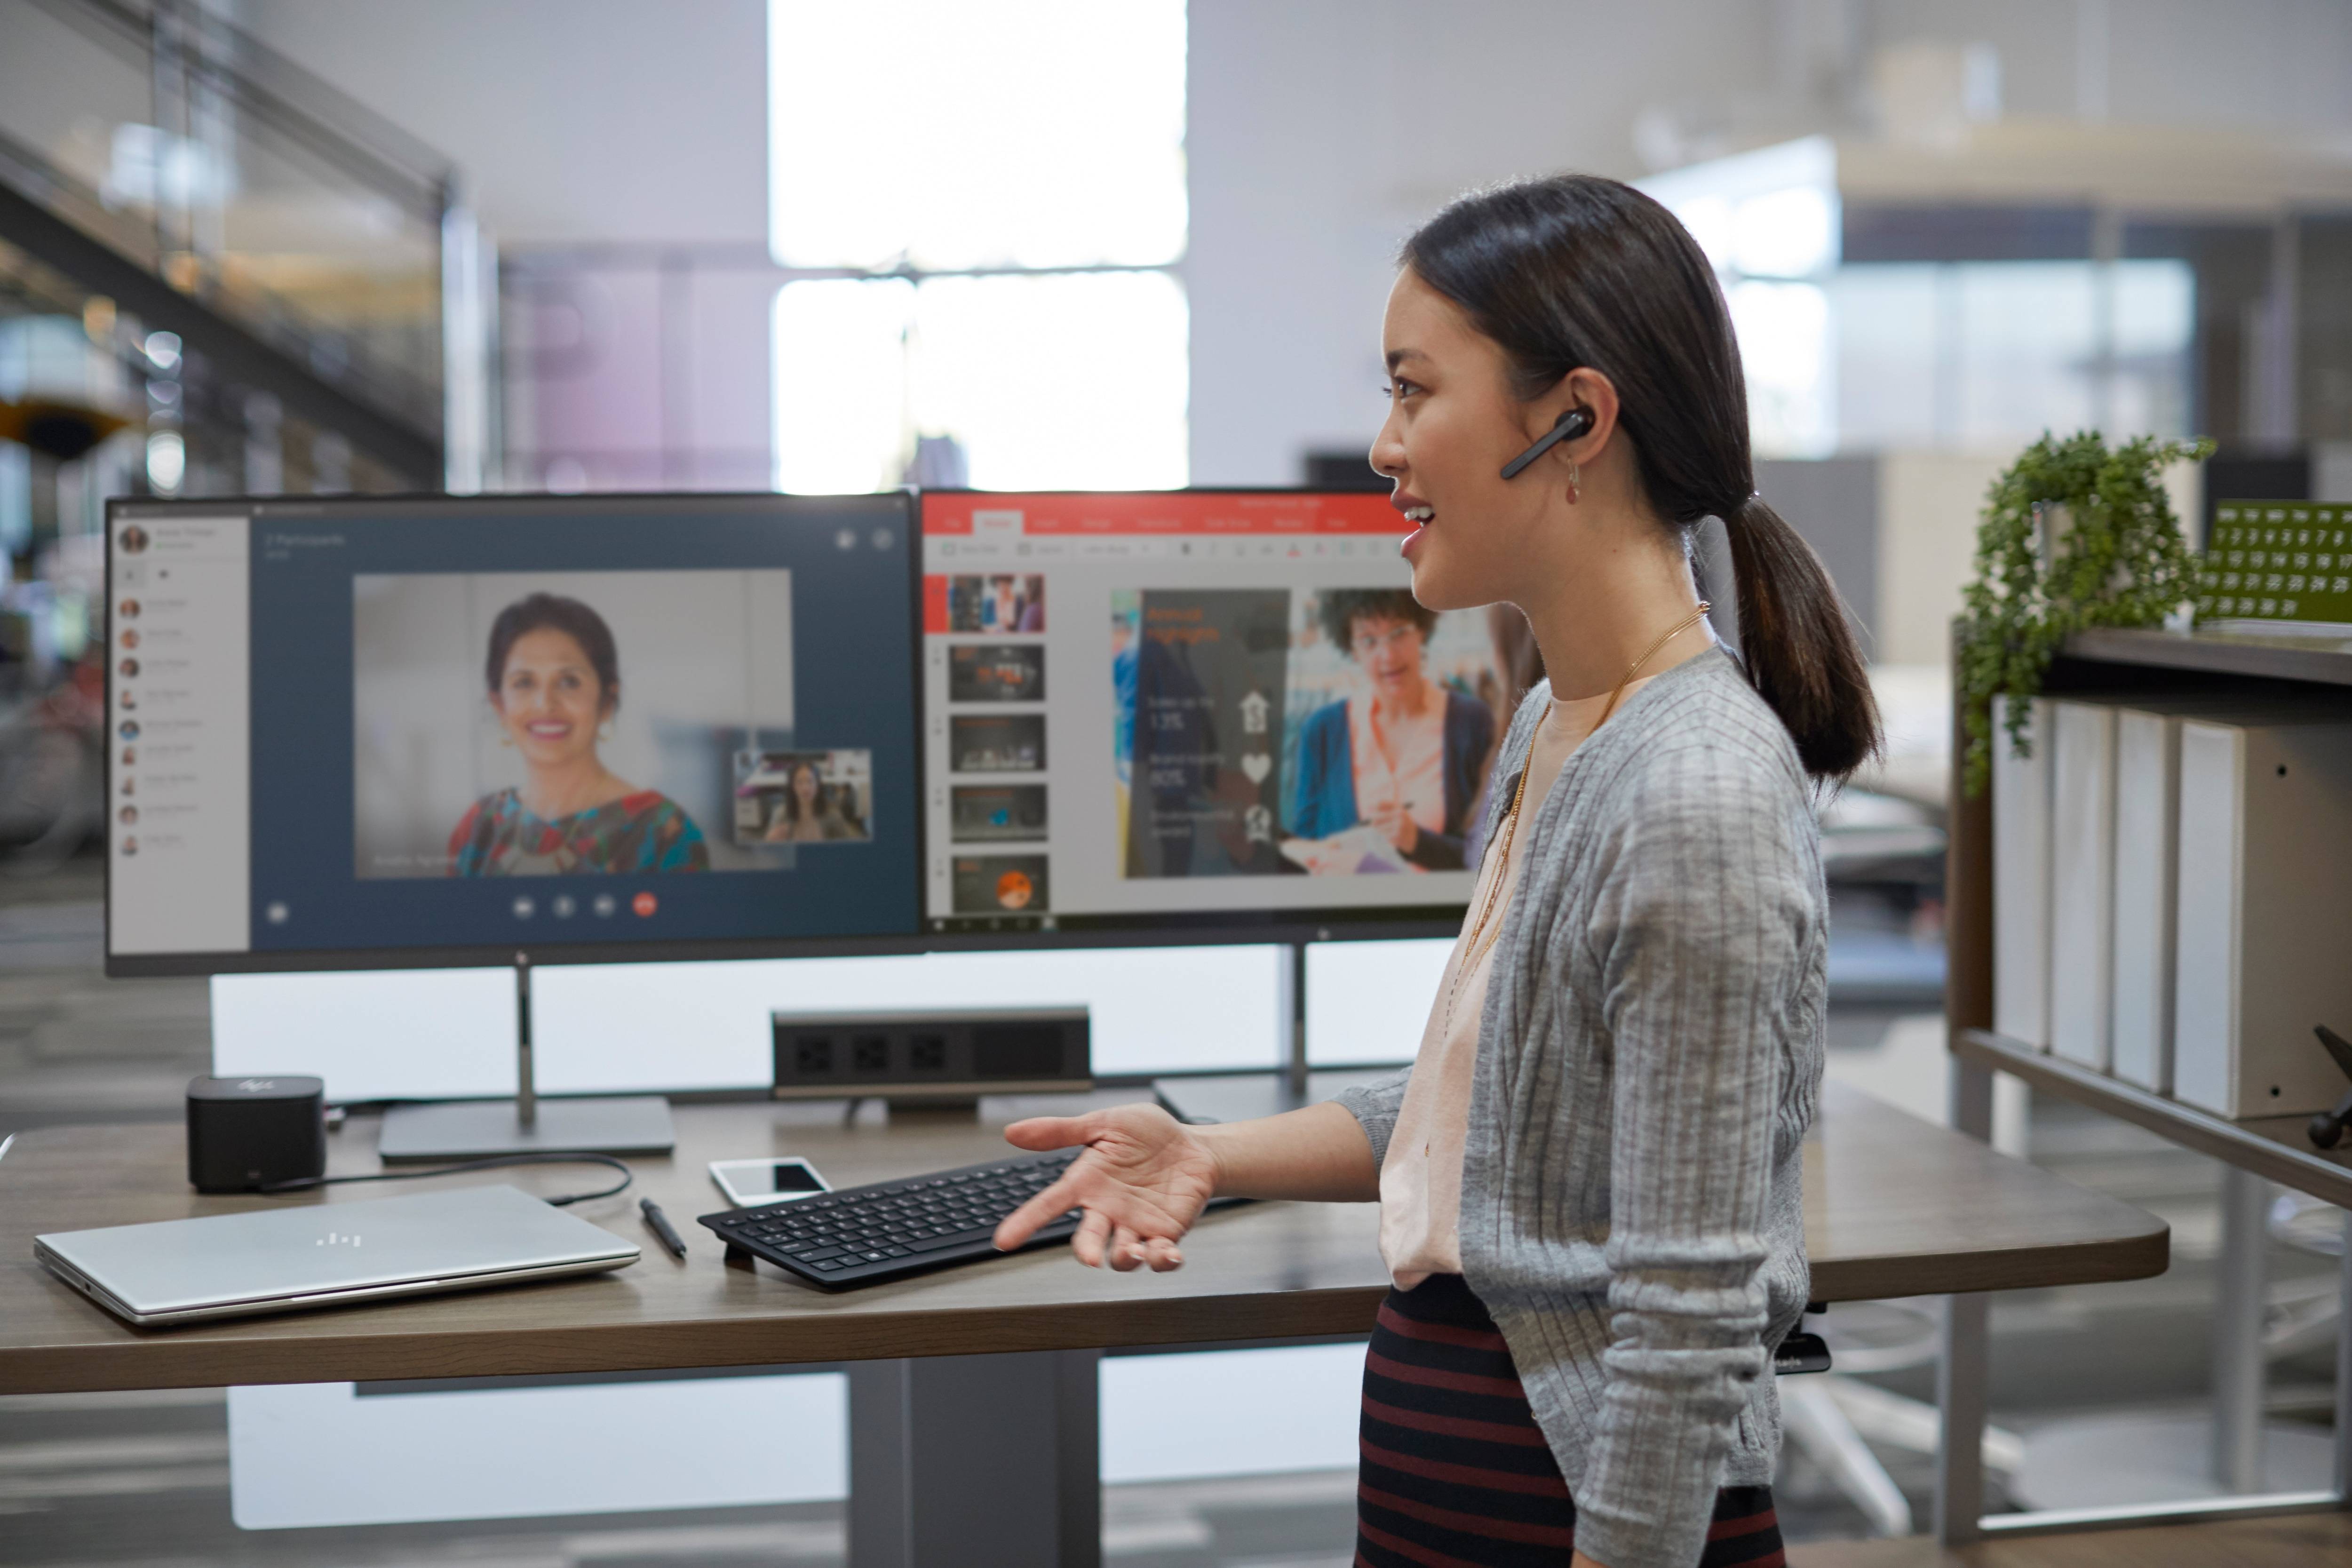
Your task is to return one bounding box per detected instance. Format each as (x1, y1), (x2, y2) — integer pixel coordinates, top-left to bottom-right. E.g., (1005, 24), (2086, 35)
(918, 491), (1513, 937)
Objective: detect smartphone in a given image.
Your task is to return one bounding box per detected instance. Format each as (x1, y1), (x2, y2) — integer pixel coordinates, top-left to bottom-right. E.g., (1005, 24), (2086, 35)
(709, 1157), (831, 1210)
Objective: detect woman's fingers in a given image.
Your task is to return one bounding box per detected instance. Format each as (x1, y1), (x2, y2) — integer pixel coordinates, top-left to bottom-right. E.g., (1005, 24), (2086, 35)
(1143, 1235), (1184, 1272)
(992, 1174), (1082, 1251)
(1107, 1225), (1144, 1271)
(1070, 1207), (1114, 1268)
(1001, 1114), (1099, 1152)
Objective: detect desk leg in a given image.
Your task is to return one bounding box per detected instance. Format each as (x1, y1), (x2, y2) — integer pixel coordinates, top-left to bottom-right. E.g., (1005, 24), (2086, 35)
(2213, 1166), (2269, 1493)
(2336, 1210), (2352, 1506)
(1933, 1292), (1989, 1544)
(1934, 1053), (1995, 1545)
(848, 1350), (1101, 1568)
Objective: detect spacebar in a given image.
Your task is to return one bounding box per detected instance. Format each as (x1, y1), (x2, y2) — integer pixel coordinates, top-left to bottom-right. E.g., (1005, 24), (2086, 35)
(908, 1226), (1000, 1252)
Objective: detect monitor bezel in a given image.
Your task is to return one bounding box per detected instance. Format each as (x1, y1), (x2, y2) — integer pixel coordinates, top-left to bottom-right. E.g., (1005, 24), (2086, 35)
(103, 487), (1472, 979)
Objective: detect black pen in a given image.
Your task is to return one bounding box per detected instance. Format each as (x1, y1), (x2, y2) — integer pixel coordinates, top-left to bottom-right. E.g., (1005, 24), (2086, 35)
(639, 1197), (688, 1259)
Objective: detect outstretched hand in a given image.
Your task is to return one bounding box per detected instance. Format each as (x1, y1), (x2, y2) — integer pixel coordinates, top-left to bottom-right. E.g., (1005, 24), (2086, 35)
(992, 1103), (1220, 1272)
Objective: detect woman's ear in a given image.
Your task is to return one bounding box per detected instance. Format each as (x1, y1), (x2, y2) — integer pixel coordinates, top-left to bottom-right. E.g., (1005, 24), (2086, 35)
(1541, 366), (1620, 464)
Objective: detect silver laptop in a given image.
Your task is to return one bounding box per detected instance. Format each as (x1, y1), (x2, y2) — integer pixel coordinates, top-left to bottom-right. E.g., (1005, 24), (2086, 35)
(36, 1184), (640, 1328)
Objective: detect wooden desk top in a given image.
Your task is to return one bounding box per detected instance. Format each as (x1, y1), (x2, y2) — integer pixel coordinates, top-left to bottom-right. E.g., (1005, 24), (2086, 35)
(0, 1080), (2166, 1395)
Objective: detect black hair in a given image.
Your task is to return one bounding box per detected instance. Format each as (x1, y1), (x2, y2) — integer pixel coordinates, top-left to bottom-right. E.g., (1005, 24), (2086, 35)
(1319, 588), (1438, 654)
(485, 593), (621, 714)
(778, 758), (825, 825)
(1400, 175), (1879, 779)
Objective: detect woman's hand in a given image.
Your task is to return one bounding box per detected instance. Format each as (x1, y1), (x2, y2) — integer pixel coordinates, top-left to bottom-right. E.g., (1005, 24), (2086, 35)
(992, 1104), (1221, 1271)
(1370, 801), (1420, 855)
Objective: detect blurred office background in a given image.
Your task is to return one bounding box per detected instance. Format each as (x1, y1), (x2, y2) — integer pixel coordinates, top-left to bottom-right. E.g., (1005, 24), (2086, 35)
(2, 1), (2351, 1563)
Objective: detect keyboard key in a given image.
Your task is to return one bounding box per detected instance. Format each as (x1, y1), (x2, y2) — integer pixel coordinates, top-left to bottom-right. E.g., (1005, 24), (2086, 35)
(910, 1226), (995, 1252)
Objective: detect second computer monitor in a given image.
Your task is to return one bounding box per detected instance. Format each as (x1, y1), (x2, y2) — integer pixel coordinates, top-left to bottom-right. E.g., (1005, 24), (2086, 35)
(107, 491), (921, 974)
(920, 490), (1514, 938)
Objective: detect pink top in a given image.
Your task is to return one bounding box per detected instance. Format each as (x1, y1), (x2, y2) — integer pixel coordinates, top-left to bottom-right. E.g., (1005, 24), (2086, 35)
(1348, 685), (1448, 838)
(1377, 677), (1657, 1289)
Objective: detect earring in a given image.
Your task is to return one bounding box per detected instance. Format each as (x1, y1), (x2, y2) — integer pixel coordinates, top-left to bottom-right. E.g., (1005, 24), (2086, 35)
(600, 721), (615, 742)
(499, 732), (514, 747)
(1566, 457), (1581, 504)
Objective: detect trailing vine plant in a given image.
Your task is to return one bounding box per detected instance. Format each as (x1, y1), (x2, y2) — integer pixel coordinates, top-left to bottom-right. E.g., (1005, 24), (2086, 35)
(1956, 430), (2214, 797)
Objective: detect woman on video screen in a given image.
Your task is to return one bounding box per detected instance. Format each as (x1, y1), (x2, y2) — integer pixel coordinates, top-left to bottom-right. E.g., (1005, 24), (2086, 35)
(1288, 589), (1495, 870)
(448, 593), (710, 876)
(761, 758), (858, 842)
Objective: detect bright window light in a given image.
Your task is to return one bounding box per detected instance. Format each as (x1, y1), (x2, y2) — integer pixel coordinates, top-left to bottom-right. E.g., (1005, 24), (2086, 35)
(773, 271), (1189, 493)
(908, 272), (1188, 490)
(771, 278), (913, 494)
(1732, 186), (1837, 279)
(1675, 194), (1735, 271)
(1730, 280), (1833, 459)
(1830, 260), (2194, 452)
(145, 428), (186, 492)
(768, 0), (1187, 270)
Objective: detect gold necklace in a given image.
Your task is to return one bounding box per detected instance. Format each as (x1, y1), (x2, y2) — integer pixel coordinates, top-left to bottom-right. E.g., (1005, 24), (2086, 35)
(1440, 603), (1711, 1033)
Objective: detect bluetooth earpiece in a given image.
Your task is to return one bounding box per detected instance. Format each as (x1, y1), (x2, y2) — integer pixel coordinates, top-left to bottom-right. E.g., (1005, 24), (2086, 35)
(1500, 407), (1594, 480)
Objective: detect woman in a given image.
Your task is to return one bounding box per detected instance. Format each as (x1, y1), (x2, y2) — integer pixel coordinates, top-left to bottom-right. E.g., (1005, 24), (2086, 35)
(991, 175), (1875, 1568)
(1289, 589), (1494, 871)
(448, 592), (709, 876)
(762, 758), (853, 842)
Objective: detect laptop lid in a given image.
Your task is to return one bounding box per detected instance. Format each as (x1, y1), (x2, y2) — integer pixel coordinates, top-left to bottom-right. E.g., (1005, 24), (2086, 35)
(36, 1184), (638, 1321)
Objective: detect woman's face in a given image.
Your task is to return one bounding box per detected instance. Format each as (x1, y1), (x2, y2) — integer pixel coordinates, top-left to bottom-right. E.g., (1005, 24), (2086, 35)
(1370, 269), (1558, 613)
(493, 628), (611, 769)
(792, 763), (821, 805)
(1349, 615), (1427, 701)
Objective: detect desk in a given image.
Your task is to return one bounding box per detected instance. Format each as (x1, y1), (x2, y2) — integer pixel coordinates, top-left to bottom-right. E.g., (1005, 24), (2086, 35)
(0, 1081), (2165, 1565)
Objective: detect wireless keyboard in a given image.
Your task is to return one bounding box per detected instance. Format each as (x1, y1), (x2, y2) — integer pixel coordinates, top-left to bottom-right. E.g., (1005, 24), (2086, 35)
(698, 1148), (1084, 1289)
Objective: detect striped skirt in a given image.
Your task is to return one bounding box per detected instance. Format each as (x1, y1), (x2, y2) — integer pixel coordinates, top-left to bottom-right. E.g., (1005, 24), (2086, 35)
(1358, 1274), (1785, 1568)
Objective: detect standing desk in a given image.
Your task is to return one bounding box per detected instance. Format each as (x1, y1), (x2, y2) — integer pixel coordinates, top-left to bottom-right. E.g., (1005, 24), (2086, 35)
(0, 1082), (2164, 1567)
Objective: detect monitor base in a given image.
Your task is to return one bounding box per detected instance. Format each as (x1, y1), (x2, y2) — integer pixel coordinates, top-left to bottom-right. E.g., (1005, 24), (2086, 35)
(377, 1096), (676, 1162)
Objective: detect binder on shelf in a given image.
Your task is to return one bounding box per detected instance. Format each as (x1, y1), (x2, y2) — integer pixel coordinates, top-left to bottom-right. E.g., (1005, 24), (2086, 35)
(2110, 707), (2180, 1092)
(2049, 701), (2117, 1072)
(1991, 695), (2053, 1050)
(2173, 715), (2352, 1119)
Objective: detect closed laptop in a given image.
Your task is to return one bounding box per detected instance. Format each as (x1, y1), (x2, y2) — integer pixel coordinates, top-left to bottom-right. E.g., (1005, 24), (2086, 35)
(36, 1184), (638, 1328)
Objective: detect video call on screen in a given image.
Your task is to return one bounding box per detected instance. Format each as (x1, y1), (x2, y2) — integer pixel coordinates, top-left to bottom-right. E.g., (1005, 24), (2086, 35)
(106, 495), (920, 965)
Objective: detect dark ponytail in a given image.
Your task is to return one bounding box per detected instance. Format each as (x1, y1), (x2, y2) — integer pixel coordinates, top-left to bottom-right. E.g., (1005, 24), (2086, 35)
(1400, 176), (1879, 780)
(1721, 494), (1877, 779)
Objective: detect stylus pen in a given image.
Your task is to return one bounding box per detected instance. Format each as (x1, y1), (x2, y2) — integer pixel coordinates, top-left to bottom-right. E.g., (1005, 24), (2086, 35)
(639, 1197), (688, 1259)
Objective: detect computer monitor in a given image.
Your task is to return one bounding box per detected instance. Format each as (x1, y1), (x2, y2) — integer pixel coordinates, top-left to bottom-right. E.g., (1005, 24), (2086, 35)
(104, 492), (922, 979)
(918, 490), (1513, 942)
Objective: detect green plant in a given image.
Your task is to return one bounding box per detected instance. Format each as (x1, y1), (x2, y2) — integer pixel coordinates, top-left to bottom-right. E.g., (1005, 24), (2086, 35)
(1957, 430), (2214, 797)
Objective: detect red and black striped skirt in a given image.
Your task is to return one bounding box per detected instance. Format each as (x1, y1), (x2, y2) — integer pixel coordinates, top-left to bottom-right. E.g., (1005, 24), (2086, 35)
(1358, 1273), (1785, 1567)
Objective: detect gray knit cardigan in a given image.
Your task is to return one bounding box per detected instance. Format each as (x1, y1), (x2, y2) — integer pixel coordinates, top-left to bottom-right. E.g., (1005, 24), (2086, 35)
(1335, 646), (1826, 1568)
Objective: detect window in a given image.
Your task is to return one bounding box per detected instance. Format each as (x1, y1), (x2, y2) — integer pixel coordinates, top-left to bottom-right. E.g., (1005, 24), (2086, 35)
(767, 0), (1189, 493)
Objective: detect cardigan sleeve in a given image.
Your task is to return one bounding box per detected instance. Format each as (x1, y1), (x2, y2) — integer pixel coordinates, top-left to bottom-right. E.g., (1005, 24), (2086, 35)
(1332, 1067), (1412, 1170)
(1570, 736), (1813, 1568)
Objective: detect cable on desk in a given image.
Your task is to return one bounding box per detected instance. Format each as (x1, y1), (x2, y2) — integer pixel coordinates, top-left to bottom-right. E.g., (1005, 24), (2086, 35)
(259, 1152), (633, 1207)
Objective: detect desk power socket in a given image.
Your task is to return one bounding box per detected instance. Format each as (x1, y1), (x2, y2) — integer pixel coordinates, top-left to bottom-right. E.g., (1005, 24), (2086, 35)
(770, 1007), (1089, 1104)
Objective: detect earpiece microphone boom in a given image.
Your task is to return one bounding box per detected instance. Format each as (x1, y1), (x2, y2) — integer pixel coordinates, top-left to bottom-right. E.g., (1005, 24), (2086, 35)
(1500, 407), (1593, 480)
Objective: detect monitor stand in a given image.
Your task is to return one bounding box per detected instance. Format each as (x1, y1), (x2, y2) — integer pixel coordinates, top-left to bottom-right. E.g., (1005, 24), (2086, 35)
(1151, 942), (1396, 1124)
(378, 952), (676, 1162)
